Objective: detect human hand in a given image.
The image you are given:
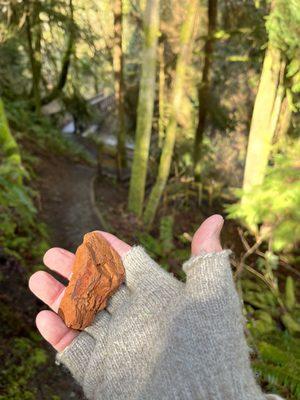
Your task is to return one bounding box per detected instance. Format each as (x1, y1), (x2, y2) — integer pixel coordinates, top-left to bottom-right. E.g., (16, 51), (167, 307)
(29, 214), (222, 352)
(29, 215), (267, 400)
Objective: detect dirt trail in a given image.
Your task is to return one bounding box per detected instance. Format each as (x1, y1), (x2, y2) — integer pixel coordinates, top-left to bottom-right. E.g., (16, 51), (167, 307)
(37, 146), (103, 252)
(33, 137), (105, 399)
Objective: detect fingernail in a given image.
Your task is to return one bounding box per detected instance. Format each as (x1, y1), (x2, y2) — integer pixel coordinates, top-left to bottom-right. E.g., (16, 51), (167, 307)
(210, 219), (223, 238)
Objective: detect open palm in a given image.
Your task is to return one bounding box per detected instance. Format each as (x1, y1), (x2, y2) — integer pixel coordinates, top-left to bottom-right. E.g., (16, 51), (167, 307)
(29, 214), (224, 352)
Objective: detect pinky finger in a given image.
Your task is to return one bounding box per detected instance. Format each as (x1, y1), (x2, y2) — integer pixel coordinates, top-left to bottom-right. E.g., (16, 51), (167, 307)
(36, 310), (79, 352)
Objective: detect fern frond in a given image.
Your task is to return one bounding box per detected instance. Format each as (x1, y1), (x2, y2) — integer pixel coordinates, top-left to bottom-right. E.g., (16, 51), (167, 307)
(257, 342), (300, 371)
(254, 361), (300, 398)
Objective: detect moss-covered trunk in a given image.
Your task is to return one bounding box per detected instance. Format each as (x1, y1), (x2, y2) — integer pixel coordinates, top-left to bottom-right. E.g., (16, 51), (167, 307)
(193, 0), (218, 183)
(158, 42), (166, 148)
(242, 43), (285, 197)
(0, 98), (23, 184)
(143, 0), (198, 226)
(128, 0), (160, 216)
(113, 0), (127, 176)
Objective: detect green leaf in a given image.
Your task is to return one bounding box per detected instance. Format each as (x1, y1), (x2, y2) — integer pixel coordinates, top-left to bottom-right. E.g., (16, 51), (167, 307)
(282, 313), (300, 335)
(285, 277), (296, 311)
(287, 59), (300, 78)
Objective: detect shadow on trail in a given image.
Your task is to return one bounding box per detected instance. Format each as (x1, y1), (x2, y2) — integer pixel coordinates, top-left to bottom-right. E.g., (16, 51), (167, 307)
(37, 132), (103, 252)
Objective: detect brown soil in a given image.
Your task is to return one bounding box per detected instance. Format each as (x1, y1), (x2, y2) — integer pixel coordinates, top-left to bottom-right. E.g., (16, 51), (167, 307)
(36, 152), (102, 252)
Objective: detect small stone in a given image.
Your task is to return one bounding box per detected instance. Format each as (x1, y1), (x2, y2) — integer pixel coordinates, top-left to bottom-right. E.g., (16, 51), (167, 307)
(58, 231), (125, 330)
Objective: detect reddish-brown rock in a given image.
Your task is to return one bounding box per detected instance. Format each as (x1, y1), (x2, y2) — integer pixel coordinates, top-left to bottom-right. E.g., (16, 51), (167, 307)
(58, 231), (125, 330)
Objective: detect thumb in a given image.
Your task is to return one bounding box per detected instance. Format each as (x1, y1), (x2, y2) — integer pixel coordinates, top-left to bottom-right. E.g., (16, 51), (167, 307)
(184, 214), (234, 303)
(191, 214), (224, 255)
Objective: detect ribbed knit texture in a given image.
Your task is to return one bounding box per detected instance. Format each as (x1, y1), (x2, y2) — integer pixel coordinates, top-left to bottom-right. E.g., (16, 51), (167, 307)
(56, 246), (283, 400)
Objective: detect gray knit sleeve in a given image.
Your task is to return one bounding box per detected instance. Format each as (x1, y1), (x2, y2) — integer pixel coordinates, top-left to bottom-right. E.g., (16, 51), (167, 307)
(55, 247), (283, 400)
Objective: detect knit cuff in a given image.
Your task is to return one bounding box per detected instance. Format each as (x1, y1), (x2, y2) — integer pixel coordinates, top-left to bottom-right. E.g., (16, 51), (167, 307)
(182, 249), (233, 295)
(56, 331), (95, 384)
(183, 249), (233, 273)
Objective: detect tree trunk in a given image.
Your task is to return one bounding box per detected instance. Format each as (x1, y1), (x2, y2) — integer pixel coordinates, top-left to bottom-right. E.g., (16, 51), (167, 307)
(242, 43), (285, 197)
(158, 42), (166, 148)
(143, 0), (198, 226)
(128, 0), (160, 217)
(274, 95), (292, 143)
(43, 0), (75, 104)
(113, 0), (127, 177)
(26, 2), (42, 114)
(193, 0), (218, 182)
(0, 98), (23, 184)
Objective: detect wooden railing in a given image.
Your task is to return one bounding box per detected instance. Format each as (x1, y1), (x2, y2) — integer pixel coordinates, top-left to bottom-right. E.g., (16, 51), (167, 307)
(88, 93), (115, 112)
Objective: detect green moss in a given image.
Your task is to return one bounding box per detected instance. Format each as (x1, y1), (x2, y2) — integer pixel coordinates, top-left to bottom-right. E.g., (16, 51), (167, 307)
(0, 336), (47, 399)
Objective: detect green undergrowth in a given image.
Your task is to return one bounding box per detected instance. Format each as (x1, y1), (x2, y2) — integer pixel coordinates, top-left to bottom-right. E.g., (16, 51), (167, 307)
(0, 97), (95, 262)
(0, 169), (48, 262)
(0, 100), (47, 262)
(250, 330), (300, 399)
(226, 140), (300, 252)
(137, 215), (189, 279)
(0, 335), (48, 400)
(0, 263), (62, 400)
(0, 331), (62, 400)
(225, 140), (300, 398)
(245, 274), (300, 399)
